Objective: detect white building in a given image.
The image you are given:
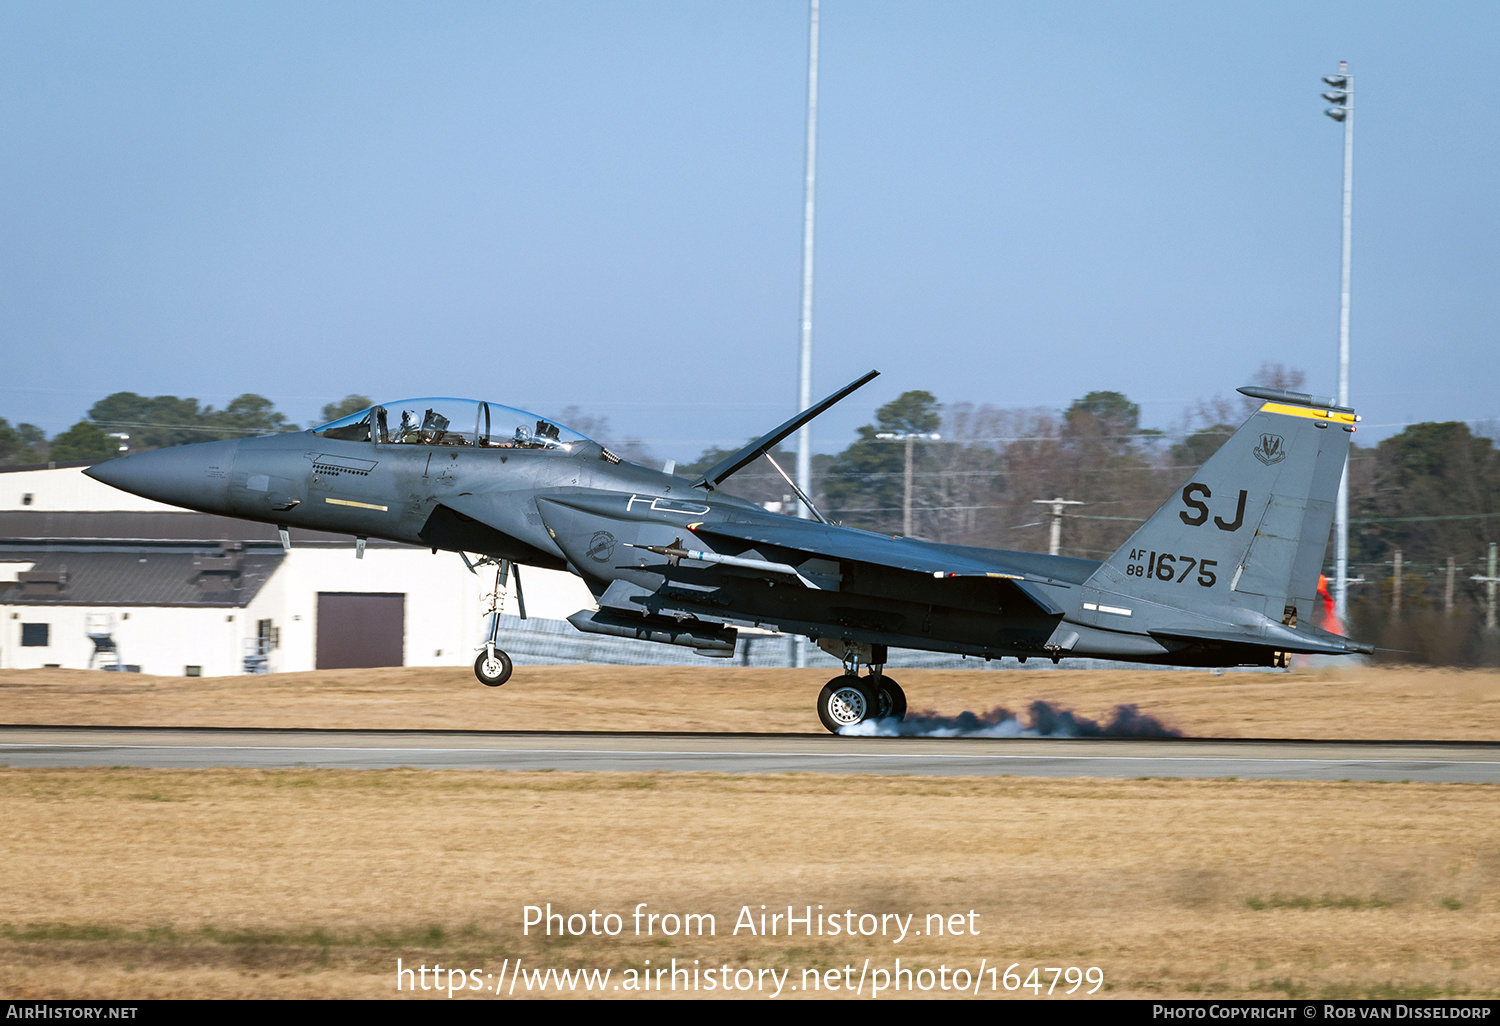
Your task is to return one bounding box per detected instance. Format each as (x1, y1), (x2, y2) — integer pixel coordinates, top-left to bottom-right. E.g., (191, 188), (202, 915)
(0, 462), (594, 675)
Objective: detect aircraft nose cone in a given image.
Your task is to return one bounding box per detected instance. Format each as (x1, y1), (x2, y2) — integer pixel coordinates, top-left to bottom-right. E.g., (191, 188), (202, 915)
(84, 439), (239, 512)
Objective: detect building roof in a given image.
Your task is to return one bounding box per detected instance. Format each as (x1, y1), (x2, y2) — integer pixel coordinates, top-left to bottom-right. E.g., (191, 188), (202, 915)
(0, 500), (416, 609)
(0, 549), (284, 608)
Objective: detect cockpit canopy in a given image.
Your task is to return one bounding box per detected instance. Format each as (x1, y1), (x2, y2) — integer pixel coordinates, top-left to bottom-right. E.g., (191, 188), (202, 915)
(313, 398), (591, 451)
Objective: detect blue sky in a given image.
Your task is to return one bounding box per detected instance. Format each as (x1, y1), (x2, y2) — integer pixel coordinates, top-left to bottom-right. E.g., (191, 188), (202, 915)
(2, 1), (1496, 458)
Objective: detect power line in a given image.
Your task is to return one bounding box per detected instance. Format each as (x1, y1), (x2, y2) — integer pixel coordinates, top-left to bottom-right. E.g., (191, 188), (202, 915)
(1353, 512), (1500, 524)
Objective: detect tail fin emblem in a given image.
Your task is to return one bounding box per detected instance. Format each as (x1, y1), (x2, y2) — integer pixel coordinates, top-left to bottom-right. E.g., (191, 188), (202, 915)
(1253, 434), (1287, 465)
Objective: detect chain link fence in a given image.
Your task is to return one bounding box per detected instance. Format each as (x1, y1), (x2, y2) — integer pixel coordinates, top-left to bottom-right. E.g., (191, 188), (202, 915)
(491, 614), (1215, 672)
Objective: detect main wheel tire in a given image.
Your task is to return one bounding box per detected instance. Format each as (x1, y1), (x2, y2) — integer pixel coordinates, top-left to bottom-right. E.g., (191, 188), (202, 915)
(874, 677), (907, 721)
(474, 649), (513, 687)
(817, 676), (876, 734)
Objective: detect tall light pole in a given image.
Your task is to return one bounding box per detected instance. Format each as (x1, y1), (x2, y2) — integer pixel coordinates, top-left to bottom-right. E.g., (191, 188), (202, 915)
(796, 0), (819, 513)
(875, 431), (941, 536)
(792, 0), (820, 669)
(1323, 62), (1354, 627)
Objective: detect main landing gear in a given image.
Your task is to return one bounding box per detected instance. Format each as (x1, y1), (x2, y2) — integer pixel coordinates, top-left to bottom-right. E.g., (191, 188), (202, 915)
(813, 641), (907, 734)
(464, 554), (525, 687)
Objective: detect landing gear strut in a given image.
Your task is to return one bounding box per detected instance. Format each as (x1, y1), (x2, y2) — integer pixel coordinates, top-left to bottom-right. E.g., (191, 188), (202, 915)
(813, 640), (906, 734)
(466, 555), (524, 687)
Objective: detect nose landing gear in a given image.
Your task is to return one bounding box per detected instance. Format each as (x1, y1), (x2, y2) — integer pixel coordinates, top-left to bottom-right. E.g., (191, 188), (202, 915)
(464, 554), (524, 687)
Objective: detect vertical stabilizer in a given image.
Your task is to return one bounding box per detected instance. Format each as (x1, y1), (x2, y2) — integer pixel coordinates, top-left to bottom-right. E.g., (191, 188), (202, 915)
(1084, 393), (1356, 629)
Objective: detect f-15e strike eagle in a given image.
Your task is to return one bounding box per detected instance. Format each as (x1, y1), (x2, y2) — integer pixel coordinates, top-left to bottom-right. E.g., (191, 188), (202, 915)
(86, 371), (1371, 733)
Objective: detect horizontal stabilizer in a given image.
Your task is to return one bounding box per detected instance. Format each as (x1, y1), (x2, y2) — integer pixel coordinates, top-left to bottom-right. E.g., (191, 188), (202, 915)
(1150, 624), (1373, 656)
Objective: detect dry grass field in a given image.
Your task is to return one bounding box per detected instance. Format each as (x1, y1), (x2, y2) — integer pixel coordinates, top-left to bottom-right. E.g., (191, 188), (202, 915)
(0, 769), (1496, 1000)
(0, 663), (1496, 999)
(1, 662), (1498, 738)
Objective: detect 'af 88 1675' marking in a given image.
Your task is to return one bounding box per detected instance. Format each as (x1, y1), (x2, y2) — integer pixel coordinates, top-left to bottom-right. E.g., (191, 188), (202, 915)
(1124, 549), (1218, 587)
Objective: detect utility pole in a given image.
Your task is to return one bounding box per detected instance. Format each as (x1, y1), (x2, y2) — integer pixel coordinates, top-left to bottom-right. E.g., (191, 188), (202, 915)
(876, 431), (941, 536)
(903, 434), (914, 537)
(1392, 548), (1402, 617)
(1032, 498), (1084, 557)
(1474, 542), (1499, 632)
(1322, 62), (1355, 626)
(791, 0), (820, 670)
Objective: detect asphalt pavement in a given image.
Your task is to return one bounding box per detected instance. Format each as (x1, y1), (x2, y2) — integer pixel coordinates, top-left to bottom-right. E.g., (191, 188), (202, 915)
(2, 725), (1497, 782)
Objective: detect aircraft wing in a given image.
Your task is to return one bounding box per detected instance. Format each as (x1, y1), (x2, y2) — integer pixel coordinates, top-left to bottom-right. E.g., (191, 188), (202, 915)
(688, 515), (1068, 617)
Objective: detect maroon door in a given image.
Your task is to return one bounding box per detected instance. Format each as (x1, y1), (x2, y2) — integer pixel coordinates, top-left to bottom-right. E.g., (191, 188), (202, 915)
(315, 592), (405, 669)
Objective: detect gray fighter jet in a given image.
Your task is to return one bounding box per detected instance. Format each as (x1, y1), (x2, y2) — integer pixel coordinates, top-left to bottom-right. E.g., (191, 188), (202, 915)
(85, 372), (1371, 732)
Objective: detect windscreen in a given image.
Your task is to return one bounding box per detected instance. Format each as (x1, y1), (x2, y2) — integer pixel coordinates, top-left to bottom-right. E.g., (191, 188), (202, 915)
(314, 398), (590, 450)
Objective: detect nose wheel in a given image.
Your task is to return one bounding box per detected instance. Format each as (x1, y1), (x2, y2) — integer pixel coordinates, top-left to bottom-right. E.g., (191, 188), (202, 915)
(474, 649), (513, 687)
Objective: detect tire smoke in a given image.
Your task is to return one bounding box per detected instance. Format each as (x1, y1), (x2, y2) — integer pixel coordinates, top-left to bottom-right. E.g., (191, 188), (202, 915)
(839, 700), (1180, 738)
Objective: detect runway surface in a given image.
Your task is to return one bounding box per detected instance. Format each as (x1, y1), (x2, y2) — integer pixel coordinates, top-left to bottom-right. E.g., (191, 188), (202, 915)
(2, 725), (1498, 782)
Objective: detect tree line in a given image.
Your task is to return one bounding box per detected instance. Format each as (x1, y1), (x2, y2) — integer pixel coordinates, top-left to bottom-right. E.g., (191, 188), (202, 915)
(0, 393), (373, 464)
